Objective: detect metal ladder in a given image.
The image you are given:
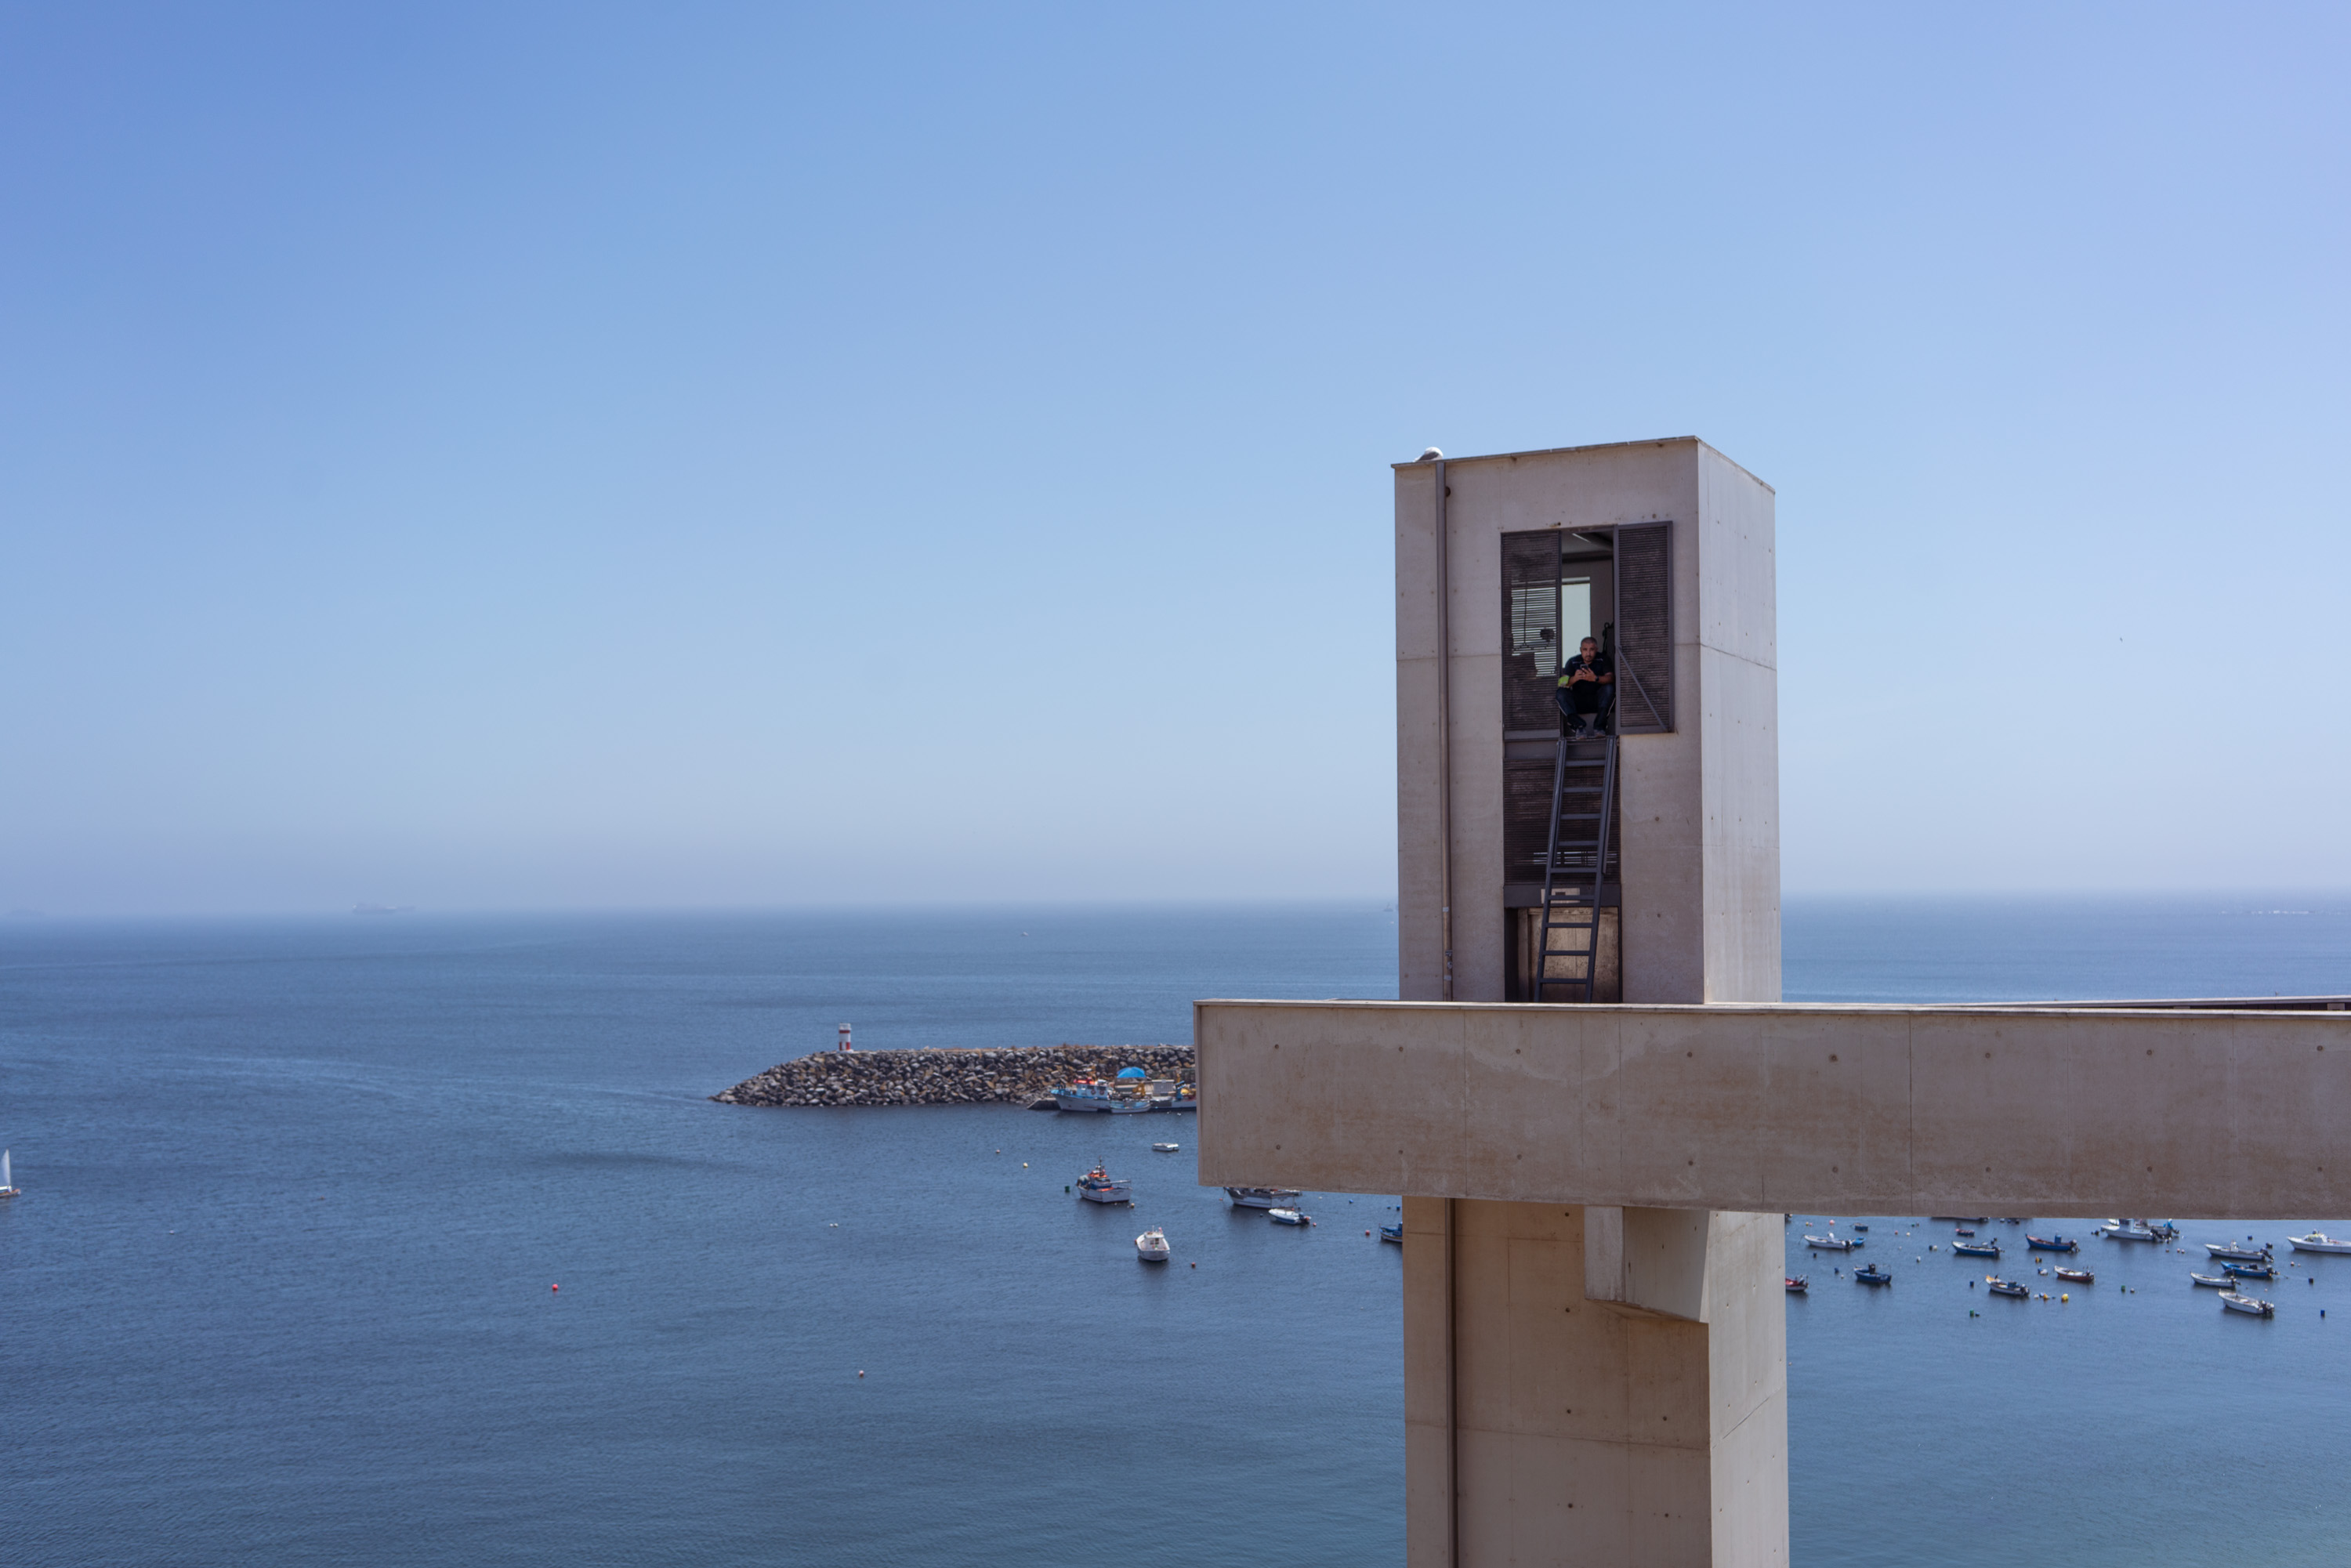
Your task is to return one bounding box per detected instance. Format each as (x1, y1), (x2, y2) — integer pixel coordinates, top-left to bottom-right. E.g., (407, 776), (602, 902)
(1533, 735), (1618, 1002)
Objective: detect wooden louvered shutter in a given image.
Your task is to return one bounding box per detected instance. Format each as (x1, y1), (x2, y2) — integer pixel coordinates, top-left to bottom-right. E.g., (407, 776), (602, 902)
(1611, 522), (1673, 733)
(1500, 531), (1562, 733)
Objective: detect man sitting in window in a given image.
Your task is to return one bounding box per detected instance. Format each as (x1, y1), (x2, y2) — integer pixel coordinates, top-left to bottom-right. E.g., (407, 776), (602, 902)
(1556, 636), (1614, 738)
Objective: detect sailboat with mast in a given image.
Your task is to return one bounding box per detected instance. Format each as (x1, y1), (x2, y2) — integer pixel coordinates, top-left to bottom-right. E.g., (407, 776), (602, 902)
(0, 1149), (17, 1200)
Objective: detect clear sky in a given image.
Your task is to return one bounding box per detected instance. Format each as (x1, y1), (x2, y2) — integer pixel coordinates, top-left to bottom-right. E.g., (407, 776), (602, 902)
(3, 5), (2346, 915)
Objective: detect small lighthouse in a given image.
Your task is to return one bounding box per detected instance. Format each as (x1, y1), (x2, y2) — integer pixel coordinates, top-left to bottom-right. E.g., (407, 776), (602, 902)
(838, 1023), (853, 1052)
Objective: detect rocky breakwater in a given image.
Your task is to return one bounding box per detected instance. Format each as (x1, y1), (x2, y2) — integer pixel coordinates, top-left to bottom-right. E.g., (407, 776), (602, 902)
(711, 1045), (1195, 1108)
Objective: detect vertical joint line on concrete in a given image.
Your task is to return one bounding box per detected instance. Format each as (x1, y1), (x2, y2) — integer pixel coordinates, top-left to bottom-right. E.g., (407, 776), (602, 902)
(1445, 1195), (1459, 1568)
(1434, 458), (1454, 1002)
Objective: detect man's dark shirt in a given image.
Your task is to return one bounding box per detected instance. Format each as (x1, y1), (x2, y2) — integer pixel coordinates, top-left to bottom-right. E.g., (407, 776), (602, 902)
(1558, 651), (1612, 689)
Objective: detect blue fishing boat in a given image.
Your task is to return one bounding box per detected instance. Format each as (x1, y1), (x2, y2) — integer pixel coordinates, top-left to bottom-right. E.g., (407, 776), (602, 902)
(1853, 1265), (1893, 1286)
(2026, 1234), (2079, 1252)
(2221, 1259), (2276, 1280)
(1379, 1223), (1404, 1244)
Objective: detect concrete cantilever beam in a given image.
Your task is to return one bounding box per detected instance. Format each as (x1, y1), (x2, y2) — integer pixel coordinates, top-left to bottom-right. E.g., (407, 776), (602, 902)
(1194, 1000), (2351, 1219)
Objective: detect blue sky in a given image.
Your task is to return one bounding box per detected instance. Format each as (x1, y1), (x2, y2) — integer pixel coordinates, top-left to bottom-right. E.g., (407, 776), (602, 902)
(2, 5), (2346, 914)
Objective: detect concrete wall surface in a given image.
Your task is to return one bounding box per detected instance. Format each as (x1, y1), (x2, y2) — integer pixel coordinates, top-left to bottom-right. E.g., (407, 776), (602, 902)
(1401, 1198), (1787, 1568)
(1196, 999), (2351, 1217)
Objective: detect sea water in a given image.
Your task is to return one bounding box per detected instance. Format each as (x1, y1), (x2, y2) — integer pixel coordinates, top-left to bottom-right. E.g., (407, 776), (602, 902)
(1, 900), (2346, 1566)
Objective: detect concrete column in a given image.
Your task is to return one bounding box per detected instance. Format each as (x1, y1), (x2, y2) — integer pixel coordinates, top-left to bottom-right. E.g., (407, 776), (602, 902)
(1404, 1198), (1786, 1568)
(1389, 440), (1782, 1566)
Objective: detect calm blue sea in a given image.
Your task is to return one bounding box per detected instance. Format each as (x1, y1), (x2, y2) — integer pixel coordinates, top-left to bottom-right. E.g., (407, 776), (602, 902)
(2, 899), (2347, 1566)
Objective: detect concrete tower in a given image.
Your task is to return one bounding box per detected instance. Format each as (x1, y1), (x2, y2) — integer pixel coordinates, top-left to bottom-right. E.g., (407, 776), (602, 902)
(1195, 435), (2349, 1568)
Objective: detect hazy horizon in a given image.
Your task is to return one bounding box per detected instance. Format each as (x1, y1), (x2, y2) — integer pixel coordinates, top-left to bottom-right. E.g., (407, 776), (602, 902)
(6, 890), (2349, 925)
(5, 6), (2346, 917)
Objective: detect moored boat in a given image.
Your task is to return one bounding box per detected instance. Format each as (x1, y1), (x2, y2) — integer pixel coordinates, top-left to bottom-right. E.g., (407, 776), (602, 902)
(2103, 1220), (2159, 1242)
(1951, 1239), (2001, 1258)
(1151, 1142), (1180, 1153)
(1054, 1082), (1116, 1113)
(1267, 1208), (1312, 1226)
(1784, 1276), (1809, 1292)
(2288, 1232), (2351, 1255)
(2205, 1240), (2272, 1262)
(1380, 1223), (1404, 1244)
(2220, 1291), (2276, 1317)
(2190, 1271), (2235, 1287)
(2026, 1234), (2080, 1252)
(1986, 1276), (2028, 1298)
(2053, 1266), (2094, 1284)
(1804, 1234), (1859, 1251)
(1135, 1226), (1170, 1262)
(1224, 1186), (1303, 1210)
(2221, 1259), (2276, 1280)
(1076, 1164), (1132, 1204)
(1853, 1265), (1893, 1285)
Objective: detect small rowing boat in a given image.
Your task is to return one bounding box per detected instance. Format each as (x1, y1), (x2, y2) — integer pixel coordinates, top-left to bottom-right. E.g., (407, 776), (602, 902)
(2053, 1266), (2094, 1284)
(1784, 1276), (1809, 1293)
(1804, 1234), (1859, 1251)
(2190, 1272), (2234, 1287)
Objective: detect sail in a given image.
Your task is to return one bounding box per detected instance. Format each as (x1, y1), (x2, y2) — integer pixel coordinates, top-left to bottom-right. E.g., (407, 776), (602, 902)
(2, 1149), (10, 1189)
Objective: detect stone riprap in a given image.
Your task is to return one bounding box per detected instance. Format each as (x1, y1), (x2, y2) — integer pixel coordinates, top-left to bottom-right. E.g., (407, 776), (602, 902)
(711, 1045), (1194, 1108)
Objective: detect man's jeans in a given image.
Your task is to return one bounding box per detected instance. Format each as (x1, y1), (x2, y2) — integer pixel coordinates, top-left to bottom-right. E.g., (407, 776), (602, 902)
(1557, 683), (1610, 733)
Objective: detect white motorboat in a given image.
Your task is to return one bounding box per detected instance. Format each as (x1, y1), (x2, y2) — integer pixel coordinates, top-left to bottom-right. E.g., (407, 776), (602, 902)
(1803, 1234), (1859, 1251)
(1135, 1227), (1170, 1262)
(2220, 1291), (2276, 1317)
(2204, 1240), (2271, 1262)
(1267, 1208), (1311, 1226)
(1076, 1164), (1132, 1204)
(1151, 1142), (1180, 1153)
(2288, 1232), (2351, 1255)
(2190, 1272), (2235, 1287)
(2102, 1220), (2159, 1242)
(0, 1148), (15, 1200)
(1225, 1186), (1303, 1210)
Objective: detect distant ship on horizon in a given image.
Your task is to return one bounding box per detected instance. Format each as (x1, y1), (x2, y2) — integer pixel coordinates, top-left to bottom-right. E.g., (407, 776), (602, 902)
(352, 904), (415, 915)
